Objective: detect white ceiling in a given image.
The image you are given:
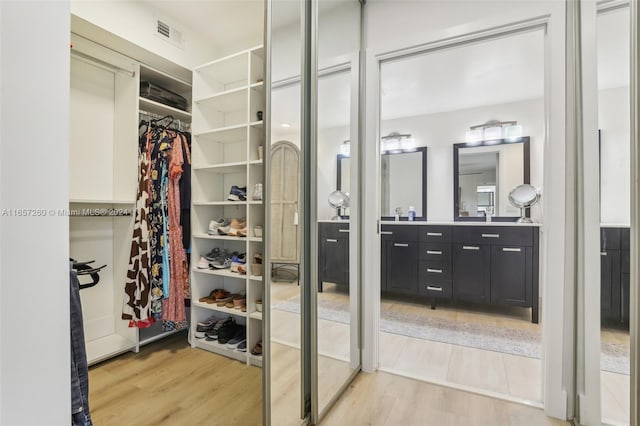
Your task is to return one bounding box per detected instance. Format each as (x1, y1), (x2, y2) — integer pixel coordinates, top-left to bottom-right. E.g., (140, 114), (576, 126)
(145, 0), (264, 53)
(144, 1), (630, 131)
(380, 29), (545, 121)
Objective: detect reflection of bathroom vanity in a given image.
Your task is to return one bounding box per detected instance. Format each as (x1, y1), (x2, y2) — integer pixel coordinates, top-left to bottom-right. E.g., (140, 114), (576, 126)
(601, 226), (630, 328)
(318, 221), (540, 323)
(318, 221), (350, 291)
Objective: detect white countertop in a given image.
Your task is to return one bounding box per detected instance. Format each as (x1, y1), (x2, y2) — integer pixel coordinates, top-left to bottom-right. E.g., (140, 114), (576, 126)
(318, 219), (541, 227)
(380, 220), (542, 227)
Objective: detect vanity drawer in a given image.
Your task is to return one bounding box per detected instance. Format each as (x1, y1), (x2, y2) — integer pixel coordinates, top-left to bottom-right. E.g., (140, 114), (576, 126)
(418, 226), (453, 243)
(418, 278), (452, 298)
(318, 222), (350, 239)
(419, 243), (452, 262)
(419, 261), (452, 282)
(453, 226), (533, 246)
(380, 225), (418, 242)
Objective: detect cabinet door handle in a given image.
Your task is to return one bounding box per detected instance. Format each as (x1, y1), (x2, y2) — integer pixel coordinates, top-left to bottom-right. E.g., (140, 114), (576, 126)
(381, 231), (393, 235)
(427, 268), (443, 273)
(482, 233), (500, 238)
(426, 250), (442, 255)
(394, 243), (409, 247)
(600, 252), (607, 256)
(427, 232), (442, 237)
(463, 246), (480, 250)
(326, 239), (338, 243)
(426, 285), (443, 292)
(338, 229), (350, 233)
(502, 247), (522, 252)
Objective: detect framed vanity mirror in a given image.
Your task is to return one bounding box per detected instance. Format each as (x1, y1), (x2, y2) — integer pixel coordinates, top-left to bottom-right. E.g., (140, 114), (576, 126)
(338, 146), (427, 220)
(453, 137), (530, 221)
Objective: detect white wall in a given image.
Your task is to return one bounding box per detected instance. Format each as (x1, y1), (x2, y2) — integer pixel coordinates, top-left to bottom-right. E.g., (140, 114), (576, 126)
(1, 1), (71, 424)
(380, 97), (545, 221)
(272, 1), (360, 82)
(71, 0), (217, 69)
(599, 85), (630, 225)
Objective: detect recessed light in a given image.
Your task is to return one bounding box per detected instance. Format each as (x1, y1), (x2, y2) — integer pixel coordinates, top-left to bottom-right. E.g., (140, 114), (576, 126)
(281, 123), (291, 128)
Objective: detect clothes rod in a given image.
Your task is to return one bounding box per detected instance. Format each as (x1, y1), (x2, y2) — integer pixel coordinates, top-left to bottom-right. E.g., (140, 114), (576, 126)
(70, 49), (136, 78)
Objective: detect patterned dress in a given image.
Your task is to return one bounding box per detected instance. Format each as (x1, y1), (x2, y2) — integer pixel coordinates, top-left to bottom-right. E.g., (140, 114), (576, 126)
(162, 132), (189, 331)
(122, 132), (153, 327)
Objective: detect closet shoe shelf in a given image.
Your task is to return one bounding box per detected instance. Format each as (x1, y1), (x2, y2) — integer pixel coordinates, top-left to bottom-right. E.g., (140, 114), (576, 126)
(192, 300), (247, 317)
(193, 233), (249, 241)
(193, 268), (246, 280)
(194, 338), (248, 363)
(190, 45), (265, 367)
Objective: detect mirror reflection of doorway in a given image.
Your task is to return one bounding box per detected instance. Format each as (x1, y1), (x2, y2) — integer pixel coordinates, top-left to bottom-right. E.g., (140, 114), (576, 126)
(597, 5), (631, 425)
(377, 27), (545, 404)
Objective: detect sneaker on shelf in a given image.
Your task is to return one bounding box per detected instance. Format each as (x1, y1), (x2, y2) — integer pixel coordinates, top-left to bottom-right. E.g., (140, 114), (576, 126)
(252, 183), (263, 201)
(237, 340), (247, 352)
(204, 317), (233, 341)
(217, 319), (239, 344)
(226, 327), (246, 349)
(196, 257), (210, 269)
(195, 316), (223, 339)
(210, 255), (232, 269)
(208, 218), (230, 235)
(227, 218), (247, 237)
(204, 247), (226, 262)
(227, 185), (247, 202)
(230, 252), (247, 272)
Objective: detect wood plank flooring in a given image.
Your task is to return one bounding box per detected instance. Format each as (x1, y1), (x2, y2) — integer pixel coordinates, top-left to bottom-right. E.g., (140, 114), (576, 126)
(88, 332), (262, 426)
(321, 371), (569, 426)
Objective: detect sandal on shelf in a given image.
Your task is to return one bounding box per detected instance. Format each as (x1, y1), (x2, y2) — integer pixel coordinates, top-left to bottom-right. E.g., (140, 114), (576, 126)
(225, 301), (235, 309)
(251, 340), (262, 356)
(198, 290), (217, 303)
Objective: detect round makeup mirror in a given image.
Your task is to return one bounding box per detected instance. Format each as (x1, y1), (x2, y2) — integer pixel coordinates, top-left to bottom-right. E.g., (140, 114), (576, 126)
(508, 184), (540, 223)
(328, 190), (350, 220)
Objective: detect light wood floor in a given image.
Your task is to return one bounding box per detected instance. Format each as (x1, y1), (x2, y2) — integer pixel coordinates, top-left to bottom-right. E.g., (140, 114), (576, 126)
(88, 332), (262, 426)
(320, 370), (569, 426)
(274, 281), (630, 424)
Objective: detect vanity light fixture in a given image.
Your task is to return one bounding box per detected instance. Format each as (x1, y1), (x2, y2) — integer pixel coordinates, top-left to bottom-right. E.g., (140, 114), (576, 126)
(466, 120), (522, 143)
(381, 132), (416, 152)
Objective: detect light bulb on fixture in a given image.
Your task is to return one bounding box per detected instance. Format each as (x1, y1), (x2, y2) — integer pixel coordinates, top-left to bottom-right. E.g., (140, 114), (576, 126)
(381, 132), (415, 152)
(465, 120), (521, 143)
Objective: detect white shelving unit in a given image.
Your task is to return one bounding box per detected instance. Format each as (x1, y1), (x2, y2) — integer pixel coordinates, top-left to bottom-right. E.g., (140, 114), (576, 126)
(190, 46), (265, 366)
(70, 33), (194, 365)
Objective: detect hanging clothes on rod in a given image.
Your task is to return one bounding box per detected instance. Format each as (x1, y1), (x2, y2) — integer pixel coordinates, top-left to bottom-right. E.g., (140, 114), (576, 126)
(122, 113), (191, 332)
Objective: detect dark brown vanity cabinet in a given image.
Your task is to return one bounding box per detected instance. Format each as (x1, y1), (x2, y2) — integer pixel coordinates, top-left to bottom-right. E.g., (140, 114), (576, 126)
(452, 226), (538, 323)
(381, 225), (418, 295)
(417, 226), (454, 301)
(601, 227), (630, 327)
(318, 222), (350, 291)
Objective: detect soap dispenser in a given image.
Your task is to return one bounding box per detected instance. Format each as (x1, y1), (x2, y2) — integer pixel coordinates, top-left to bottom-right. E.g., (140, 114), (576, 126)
(408, 206), (416, 221)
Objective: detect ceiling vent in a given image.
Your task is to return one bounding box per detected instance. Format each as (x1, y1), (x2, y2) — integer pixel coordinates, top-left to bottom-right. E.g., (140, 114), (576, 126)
(155, 19), (184, 49)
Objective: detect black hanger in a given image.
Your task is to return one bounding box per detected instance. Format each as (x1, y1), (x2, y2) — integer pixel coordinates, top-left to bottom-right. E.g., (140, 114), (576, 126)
(70, 259), (106, 290)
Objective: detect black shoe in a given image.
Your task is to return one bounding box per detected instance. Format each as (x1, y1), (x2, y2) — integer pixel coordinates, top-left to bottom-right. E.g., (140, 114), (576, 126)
(217, 320), (239, 344)
(205, 317), (233, 341)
